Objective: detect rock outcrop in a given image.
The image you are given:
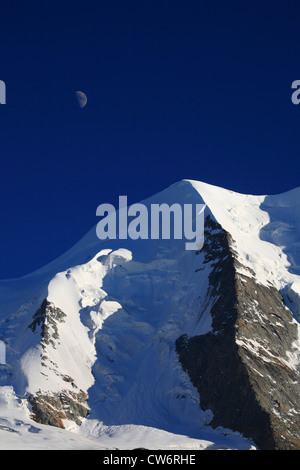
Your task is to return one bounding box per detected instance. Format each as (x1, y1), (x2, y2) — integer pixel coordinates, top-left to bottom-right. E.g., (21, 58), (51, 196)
(176, 216), (300, 450)
(29, 390), (88, 428)
(27, 300), (89, 429)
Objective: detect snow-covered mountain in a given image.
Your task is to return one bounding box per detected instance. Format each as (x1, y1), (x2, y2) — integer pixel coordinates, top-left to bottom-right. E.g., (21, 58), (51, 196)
(0, 179), (299, 450)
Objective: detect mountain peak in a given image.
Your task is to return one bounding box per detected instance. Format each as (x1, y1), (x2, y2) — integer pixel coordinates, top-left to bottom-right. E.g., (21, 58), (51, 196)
(0, 180), (299, 449)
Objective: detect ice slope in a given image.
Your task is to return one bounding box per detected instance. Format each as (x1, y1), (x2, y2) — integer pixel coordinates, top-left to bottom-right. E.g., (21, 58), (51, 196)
(0, 179), (299, 450)
(0, 386), (252, 450)
(188, 180), (300, 318)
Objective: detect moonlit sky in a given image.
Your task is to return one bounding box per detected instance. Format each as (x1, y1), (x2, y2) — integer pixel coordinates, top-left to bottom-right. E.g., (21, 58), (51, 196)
(0, 0), (299, 278)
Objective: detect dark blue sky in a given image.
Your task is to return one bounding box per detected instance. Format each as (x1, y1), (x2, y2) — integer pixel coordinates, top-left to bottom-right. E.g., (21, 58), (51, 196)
(0, 0), (299, 279)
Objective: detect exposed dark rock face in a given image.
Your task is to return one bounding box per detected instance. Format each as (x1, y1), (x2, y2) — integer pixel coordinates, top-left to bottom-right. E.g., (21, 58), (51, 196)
(176, 216), (300, 450)
(27, 299), (89, 429)
(29, 390), (89, 429)
(28, 299), (66, 348)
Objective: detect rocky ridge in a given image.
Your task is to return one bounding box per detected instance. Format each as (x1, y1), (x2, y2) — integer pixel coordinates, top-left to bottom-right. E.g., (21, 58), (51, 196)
(176, 216), (300, 449)
(27, 300), (89, 428)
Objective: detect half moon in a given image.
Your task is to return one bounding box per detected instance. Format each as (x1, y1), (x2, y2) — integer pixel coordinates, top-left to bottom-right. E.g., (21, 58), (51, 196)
(75, 90), (87, 108)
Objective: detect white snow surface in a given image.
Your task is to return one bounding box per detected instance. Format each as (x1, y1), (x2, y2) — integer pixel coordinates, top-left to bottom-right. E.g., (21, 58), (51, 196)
(0, 179), (299, 450)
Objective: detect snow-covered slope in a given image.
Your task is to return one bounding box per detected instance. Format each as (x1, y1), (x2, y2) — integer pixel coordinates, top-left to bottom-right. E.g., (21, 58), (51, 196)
(0, 179), (299, 450)
(189, 180), (300, 317)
